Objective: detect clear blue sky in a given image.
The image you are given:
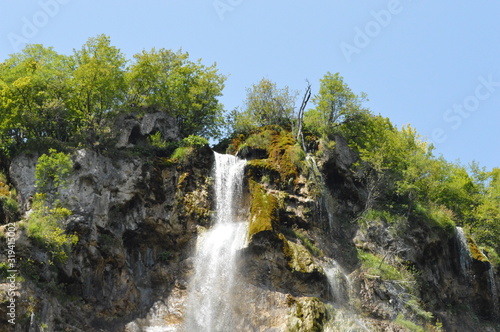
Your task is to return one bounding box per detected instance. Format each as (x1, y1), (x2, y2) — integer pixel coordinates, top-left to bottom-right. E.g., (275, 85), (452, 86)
(1, 1), (499, 170)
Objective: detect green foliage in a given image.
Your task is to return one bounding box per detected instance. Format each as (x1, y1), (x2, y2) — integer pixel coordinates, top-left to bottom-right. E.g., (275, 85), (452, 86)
(182, 135), (208, 147)
(471, 168), (500, 252)
(414, 203), (456, 235)
(405, 298), (434, 322)
(394, 314), (425, 332)
(362, 209), (401, 225)
(70, 34), (128, 142)
(0, 262), (9, 279)
(167, 135), (209, 164)
(148, 131), (168, 149)
(280, 227), (323, 257)
(244, 129), (275, 150)
(25, 194), (78, 263)
(35, 149), (73, 195)
(0, 196), (19, 221)
(128, 48), (226, 138)
(0, 44), (74, 148)
(304, 72), (368, 137)
(169, 146), (193, 165)
(481, 246), (500, 266)
(0, 172), (18, 222)
(248, 180), (278, 238)
(357, 249), (408, 281)
(359, 209), (406, 233)
(230, 78), (297, 134)
(0, 36), (226, 152)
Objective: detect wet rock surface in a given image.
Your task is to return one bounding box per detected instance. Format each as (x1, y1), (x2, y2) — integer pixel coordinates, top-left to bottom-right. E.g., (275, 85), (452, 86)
(0, 129), (498, 331)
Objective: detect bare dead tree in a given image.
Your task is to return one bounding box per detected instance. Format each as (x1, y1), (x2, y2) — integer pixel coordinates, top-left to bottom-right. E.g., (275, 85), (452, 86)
(296, 80), (311, 152)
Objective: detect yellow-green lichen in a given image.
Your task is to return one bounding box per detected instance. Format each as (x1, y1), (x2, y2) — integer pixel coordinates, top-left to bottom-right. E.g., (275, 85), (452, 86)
(280, 227), (323, 258)
(248, 180), (279, 238)
(280, 234), (323, 274)
(287, 297), (327, 332)
(466, 234), (489, 263)
(232, 127), (305, 187)
(268, 130), (301, 184)
(357, 249), (409, 281)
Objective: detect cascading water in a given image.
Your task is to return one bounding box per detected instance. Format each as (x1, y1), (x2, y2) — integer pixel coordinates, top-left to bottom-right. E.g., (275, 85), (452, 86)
(324, 260), (351, 307)
(184, 152), (247, 332)
(323, 260), (371, 331)
(456, 227), (472, 278)
(305, 155), (336, 231)
(487, 267), (499, 321)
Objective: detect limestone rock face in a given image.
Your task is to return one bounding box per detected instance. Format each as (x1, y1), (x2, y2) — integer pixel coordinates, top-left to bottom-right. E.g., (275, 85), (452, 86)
(9, 153), (38, 211)
(3, 142), (213, 331)
(115, 112), (180, 148)
(0, 128), (499, 331)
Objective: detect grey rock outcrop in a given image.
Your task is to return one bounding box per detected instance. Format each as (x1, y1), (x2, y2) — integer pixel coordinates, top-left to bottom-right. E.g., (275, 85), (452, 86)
(115, 112), (180, 148)
(3, 143), (214, 331)
(1, 127), (499, 331)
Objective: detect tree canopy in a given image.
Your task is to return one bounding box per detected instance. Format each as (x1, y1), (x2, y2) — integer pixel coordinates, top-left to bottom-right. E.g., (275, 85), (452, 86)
(128, 48), (225, 138)
(0, 37), (498, 261)
(229, 78), (298, 134)
(0, 34), (226, 153)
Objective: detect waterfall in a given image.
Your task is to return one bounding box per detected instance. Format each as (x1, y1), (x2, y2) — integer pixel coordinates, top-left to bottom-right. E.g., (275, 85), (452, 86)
(455, 227), (472, 278)
(305, 155), (336, 231)
(488, 266), (499, 320)
(324, 260), (351, 306)
(323, 260), (371, 331)
(184, 152), (247, 331)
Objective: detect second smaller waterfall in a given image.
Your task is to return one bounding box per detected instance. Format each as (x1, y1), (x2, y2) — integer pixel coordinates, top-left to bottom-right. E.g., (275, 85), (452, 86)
(456, 227), (472, 278)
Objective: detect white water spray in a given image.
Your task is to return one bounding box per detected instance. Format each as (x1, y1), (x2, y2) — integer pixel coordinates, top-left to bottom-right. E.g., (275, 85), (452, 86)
(184, 152), (247, 331)
(456, 227), (472, 278)
(324, 261), (351, 307)
(488, 267), (499, 320)
(305, 155), (336, 231)
(323, 260), (371, 331)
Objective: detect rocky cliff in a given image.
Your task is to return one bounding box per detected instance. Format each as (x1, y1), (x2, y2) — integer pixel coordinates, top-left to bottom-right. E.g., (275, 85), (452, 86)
(0, 121), (498, 331)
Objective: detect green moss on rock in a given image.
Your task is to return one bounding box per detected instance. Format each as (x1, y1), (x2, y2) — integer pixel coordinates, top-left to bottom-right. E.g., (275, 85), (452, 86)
(280, 234), (323, 274)
(231, 127), (304, 188)
(248, 180), (279, 238)
(287, 297), (327, 332)
(467, 234), (489, 263)
(268, 130), (302, 185)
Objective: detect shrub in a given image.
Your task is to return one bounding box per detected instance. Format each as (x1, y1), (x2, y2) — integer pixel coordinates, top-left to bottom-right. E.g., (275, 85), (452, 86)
(0, 262), (9, 279)
(394, 314), (425, 332)
(245, 129), (275, 150)
(357, 249), (407, 280)
(169, 146), (192, 163)
(281, 226), (323, 257)
(182, 135), (208, 147)
(414, 203), (456, 235)
(0, 196), (19, 221)
(148, 131), (168, 149)
(35, 149), (73, 196)
(0, 172), (19, 223)
(26, 194), (78, 263)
